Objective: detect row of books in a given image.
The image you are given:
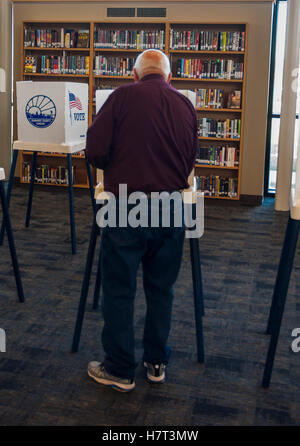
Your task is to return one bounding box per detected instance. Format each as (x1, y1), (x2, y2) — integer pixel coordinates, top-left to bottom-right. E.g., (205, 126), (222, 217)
(195, 175), (238, 198)
(94, 29), (165, 50)
(198, 118), (241, 139)
(194, 89), (241, 109)
(24, 27), (245, 52)
(25, 55), (90, 75)
(176, 59), (244, 79)
(170, 30), (245, 52)
(24, 28), (90, 48)
(94, 56), (135, 76)
(41, 55), (89, 75)
(196, 145), (239, 167)
(22, 163), (75, 185)
(24, 55), (244, 82)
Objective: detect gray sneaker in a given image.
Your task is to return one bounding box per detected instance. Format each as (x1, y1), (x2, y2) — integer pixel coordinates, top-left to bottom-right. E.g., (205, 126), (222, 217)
(88, 361), (135, 392)
(144, 362), (166, 383)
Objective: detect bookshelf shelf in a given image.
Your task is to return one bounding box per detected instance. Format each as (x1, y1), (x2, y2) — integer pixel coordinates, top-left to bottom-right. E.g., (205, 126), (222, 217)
(94, 48), (144, 53)
(23, 73), (89, 77)
(198, 137), (240, 141)
(172, 78), (243, 83)
(205, 195), (239, 200)
(196, 108), (242, 113)
(195, 164), (238, 170)
(94, 75), (134, 79)
(21, 181), (89, 189)
(22, 152), (85, 159)
(24, 47), (90, 51)
(20, 20), (246, 199)
(169, 50), (245, 55)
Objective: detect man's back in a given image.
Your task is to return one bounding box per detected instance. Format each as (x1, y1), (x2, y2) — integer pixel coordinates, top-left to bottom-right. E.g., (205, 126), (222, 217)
(87, 73), (198, 195)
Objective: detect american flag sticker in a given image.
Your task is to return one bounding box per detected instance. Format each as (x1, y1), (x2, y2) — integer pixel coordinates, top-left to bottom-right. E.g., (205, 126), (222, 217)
(69, 92), (82, 110)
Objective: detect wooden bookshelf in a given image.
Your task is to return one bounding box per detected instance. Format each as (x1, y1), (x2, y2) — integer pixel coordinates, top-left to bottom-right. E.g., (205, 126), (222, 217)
(20, 20), (247, 199)
(168, 22), (247, 199)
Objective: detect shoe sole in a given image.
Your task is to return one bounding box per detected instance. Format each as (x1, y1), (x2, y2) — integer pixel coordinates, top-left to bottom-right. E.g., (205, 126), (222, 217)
(146, 374), (166, 384)
(144, 363), (166, 384)
(88, 371), (135, 393)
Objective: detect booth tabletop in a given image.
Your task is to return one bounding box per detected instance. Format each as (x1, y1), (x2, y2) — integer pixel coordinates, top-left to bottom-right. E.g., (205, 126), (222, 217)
(13, 140), (86, 154)
(94, 182), (203, 204)
(94, 170), (200, 203)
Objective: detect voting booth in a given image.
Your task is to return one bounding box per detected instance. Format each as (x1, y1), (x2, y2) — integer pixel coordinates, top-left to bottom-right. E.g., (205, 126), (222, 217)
(178, 90), (196, 107)
(0, 81), (94, 255)
(15, 81), (88, 151)
(95, 88), (196, 113)
(95, 90), (114, 185)
(95, 89), (114, 115)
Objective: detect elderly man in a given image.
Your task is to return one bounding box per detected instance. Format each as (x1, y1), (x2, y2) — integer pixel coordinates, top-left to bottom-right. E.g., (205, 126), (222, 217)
(86, 49), (198, 392)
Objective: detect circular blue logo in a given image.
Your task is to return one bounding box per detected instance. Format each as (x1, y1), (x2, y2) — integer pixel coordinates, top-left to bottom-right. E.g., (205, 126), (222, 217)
(25, 95), (56, 128)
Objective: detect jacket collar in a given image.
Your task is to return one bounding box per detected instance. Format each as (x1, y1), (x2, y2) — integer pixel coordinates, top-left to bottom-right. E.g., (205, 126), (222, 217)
(139, 73), (166, 82)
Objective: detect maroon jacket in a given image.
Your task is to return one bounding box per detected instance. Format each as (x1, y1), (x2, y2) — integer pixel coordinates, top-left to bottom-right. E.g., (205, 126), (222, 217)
(86, 73), (198, 195)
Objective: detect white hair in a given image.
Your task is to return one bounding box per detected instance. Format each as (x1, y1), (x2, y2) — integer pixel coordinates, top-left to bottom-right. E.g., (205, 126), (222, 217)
(134, 49), (171, 79)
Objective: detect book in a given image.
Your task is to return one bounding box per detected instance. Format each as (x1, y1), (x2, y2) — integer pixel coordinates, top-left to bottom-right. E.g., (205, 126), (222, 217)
(24, 56), (37, 73)
(77, 29), (90, 48)
(65, 32), (71, 48)
(227, 90), (242, 108)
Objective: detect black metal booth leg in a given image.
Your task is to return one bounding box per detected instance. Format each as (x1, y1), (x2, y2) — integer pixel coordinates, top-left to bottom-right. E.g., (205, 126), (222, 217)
(0, 150), (19, 245)
(0, 180), (25, 303)
(71, 215), (99, 352)
(67, 154), (76, 255)
(189, 237), (205, 363)
(92, 240), (102, 310)
(25, 151), (37, 228)
(84, 151), (96, 217)
(262, 215), (300, 388)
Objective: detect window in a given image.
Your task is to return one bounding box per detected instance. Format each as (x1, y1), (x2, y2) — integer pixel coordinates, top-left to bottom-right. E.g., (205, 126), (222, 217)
(265, 0), (287, 194)
(265, 0), (300, 195)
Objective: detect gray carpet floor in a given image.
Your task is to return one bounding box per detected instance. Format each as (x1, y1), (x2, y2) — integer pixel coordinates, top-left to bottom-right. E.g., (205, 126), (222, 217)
(0, 184), (300, 426)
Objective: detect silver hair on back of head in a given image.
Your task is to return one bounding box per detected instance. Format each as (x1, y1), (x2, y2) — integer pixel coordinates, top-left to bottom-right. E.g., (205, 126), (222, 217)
(134, 49), (171, 79)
